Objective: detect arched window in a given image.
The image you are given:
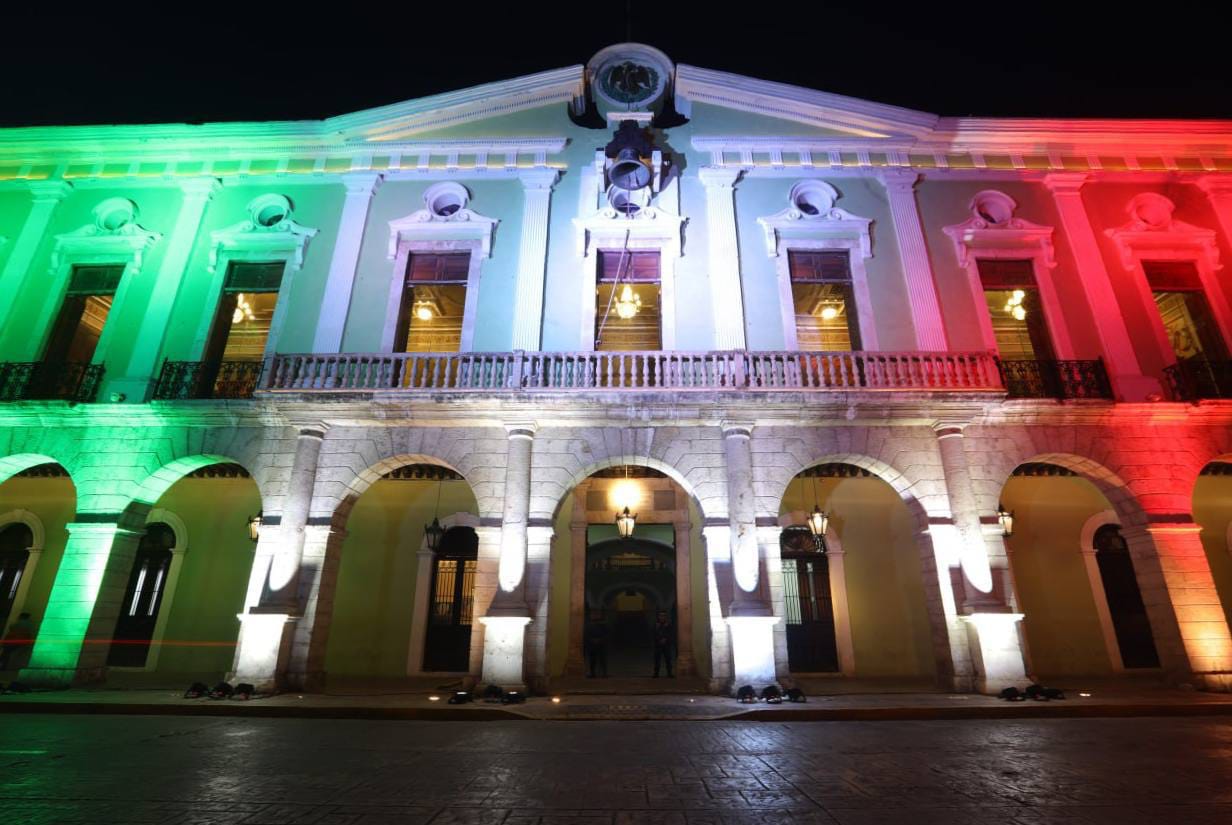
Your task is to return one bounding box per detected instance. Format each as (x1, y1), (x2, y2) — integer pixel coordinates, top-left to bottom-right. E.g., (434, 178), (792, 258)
(1093, 524), (1160, 669)
(422, 526), (478, 673)
(107, 523), (176, 668)
(780, 526), (838, 673)
(0, 523), (33, 626)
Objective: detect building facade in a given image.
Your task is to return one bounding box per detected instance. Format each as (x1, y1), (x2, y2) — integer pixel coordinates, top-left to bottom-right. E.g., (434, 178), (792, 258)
(2, 44), (1232, 695)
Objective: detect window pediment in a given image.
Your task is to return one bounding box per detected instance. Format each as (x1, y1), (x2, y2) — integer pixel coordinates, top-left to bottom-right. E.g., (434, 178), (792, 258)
(942, 190), (1056, 269)
(1104, 193), (1221, 271)
(573, 205), (684, 258)
(756, 181), (872, 258)
(387, 207), (498, 260)
(209, 195), (318, 272)
(50, 198), (161, 271)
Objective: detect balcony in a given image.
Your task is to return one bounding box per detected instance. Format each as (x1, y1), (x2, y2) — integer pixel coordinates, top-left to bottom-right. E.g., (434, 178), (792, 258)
(152, 360), (264, 400)
(1163, 358), (1232, 401)
(258, 350), (1004, 394)
(0, 361), (104, 402)
(996, 359), (1113, 400)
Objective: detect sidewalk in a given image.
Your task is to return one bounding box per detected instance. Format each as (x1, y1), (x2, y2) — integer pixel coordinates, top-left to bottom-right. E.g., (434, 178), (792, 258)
(4, 677), (1232, 721)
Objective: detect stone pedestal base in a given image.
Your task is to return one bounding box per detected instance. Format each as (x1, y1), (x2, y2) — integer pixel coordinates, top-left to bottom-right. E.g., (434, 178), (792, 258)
(479, 616), (531, 692)
(961, 612), (1027, 694)
(228, 612), (297, 693)
(726, 615), (780, 694)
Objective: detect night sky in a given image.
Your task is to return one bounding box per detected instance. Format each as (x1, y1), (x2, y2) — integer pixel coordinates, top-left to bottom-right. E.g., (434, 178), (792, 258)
(4, 6), (1227, 128)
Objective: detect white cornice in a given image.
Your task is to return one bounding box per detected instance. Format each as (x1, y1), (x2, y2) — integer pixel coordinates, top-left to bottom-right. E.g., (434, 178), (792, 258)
(675, 64), (939, 140)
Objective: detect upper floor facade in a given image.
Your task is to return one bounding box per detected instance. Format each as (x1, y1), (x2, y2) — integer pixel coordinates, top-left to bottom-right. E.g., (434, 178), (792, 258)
(2, 43), (1232, 404)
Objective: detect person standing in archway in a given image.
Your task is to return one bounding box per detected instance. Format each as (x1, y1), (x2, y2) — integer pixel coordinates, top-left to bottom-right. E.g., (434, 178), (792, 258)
(652, 610), (674, 678)
(585, 610), (609, 678)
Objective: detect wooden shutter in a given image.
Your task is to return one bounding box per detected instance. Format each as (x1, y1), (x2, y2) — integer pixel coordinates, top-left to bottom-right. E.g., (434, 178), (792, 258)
(788, 251), (851, 283)
(407, 253), (470, 284)
(223, 262), (285, 293)
(598, 250), (660, 283)
(66, 265), (124, 295)
(1143, 260), (1202, 291)
(977, 259), (1036, 289)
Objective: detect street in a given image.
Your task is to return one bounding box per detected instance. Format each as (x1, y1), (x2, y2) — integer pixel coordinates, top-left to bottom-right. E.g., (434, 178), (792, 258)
(1, 714), (1230, 824)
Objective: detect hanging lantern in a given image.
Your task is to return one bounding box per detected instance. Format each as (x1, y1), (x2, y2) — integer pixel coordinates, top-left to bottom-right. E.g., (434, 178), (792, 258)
(997, 504), (1015, 537)
(615, 506), (637, 538)
(807, 506), (828, 540)
(247, 512), (263, 543)
(424, 516), (445, 552)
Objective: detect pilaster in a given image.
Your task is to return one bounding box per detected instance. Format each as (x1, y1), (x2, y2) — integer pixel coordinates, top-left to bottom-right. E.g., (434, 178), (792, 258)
(0, 180), (73, 335)
(700, 167), (747, 349)
(673, 518), (696, 677)
(1044, 172), (1159, 400)
(879, 169), (948, 350)
(113, 177), (221, 401)
(312, 172), (383, 352)
(511, 169), (559, 350)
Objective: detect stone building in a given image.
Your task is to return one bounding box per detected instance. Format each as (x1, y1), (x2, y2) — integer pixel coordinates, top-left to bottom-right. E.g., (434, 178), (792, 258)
(2, 43), (1232, 695)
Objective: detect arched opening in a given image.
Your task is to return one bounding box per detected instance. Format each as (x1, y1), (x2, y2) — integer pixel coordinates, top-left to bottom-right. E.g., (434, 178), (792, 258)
(0, 460), (75, 673)
(1193, 460), (1232, 630)
(549, 463), (708, 690)
(778, 462), (937, 682)
(108, 460), (261, 683)
(324, 462), (480, 683)
(1000, 461), (1159, 677)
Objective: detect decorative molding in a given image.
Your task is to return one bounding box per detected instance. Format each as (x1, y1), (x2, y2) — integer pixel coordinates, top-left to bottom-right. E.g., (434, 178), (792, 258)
(756, 180), (872, 259)
(942, 190), (1057, 269)
(208, 194), (318, 272)
(1104, 193), (1222, 272)
(50, 199), (161, 272)
(388, 202), (498, 260)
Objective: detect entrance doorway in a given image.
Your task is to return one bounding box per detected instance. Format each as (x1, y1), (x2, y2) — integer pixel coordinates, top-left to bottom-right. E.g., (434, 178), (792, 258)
(108, 523), (175, 668)
(781, 526), (840, 673)
(422, 526), (478, 673)
(584, 534), (675, 677)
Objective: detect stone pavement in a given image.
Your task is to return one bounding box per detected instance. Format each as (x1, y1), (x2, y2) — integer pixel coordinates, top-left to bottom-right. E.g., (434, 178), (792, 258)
(2, 714), (1232, 824)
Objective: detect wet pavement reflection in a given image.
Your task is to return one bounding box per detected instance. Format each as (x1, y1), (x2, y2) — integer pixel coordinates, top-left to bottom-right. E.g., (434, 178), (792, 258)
(2, 714), (1231, 824)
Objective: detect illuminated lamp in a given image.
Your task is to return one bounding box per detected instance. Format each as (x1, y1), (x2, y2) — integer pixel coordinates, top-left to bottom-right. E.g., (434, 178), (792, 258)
(247, 513), (262, 543)
(615, 506), (637, 538)
(502, 690), (526, 705)
(424, 475), (445, 551)
(183, 681), (209, 699)
(818, 305), (839, 321)
(414, 300), (435, 322)
(735, 685), (758, 704)
(481, 683), (504, 703)
(232, 683), (255, 700)
(761, 685), (783, 704)
(448, 691), (472, 704)
(997, 504), (1014, 537)
(785, 687), (806, 703)
(805, 472), (828, 551)
(614, 285), (642, 319)
(208, 681), (234, 699)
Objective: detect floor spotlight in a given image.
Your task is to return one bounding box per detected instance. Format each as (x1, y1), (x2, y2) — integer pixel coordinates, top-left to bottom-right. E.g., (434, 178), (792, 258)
(785, 687), (806, 703)
(232, 683), (255, 700)
(481, 684), (504, 703)
(208, 681), (234, 700)
(761, 685), (783, 704)
(183, 681), (208, 699)
(448, 691), (472, 705)
(502, 690), (525, 705)
(736, 685), (757, 703)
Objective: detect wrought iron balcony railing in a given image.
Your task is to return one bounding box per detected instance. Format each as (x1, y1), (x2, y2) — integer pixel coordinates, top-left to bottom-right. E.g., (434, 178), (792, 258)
(152, 359), (264, 400)
(0, 361), (104, 402)
(258, 350), (1004, 394)
(996, 359), (1113, 400)
(1163, 357), (1232, 401)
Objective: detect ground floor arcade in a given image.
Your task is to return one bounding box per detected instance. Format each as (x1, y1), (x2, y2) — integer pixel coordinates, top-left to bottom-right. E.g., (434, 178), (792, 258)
(2, 395), (1232, 695)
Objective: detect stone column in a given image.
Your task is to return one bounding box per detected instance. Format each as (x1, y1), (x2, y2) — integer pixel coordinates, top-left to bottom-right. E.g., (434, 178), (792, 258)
(933, 423), (1027, 693)
(479, 424), (536, 691)
(1044, 173), (1157, 400)
(673, 517), (695, 676)
(0, 180), (72, 334)
(757, 524), (791, 682)
(313, 172), (383, 352)
(702, 523), (734, 693)
(113, 177), (221, 400)
(720, 423), (778, 691)
(879, 169), (948, 350)
(511, 169), (559, 351)
(1123, 519), (1232, 691)
(284, 523), (348, 691)
(915, 523), (976, 692)
(523, 524), (555, 692)
(407, 544), (436, 675)
(22, 521), (143, 686)
(699, 167), (748, 349)
(231, 426), (326, 692)
(565, 490), (588, 677)
(1198, 176), (1232, 245)
(824, 540), (857, 675)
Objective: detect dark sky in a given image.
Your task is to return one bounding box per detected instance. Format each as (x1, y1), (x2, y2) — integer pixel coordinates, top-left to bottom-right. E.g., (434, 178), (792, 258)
(4, 6), (1228, 128)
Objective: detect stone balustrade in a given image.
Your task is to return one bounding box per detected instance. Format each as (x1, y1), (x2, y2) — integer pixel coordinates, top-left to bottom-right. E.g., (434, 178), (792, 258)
(258, 349), (1003, 394)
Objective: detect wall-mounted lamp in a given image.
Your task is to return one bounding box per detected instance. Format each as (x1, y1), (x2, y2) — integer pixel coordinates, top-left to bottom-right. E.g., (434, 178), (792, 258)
(615, 506), (637, 538)
(247, 512), (263, 543)
(997, 503), (1015, 537)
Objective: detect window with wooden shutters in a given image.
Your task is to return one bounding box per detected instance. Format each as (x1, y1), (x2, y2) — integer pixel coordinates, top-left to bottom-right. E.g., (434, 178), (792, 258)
(423, 526), (479, 672)
(1143, 260), (1228, 360)
(396, 253), (470, 353)
(202, 262), (286, 363)
(42, 265), (125, 364)
(595, 250), (662, 351)
(977, 259), (1056, 361)
(788, 251), (861, 351)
